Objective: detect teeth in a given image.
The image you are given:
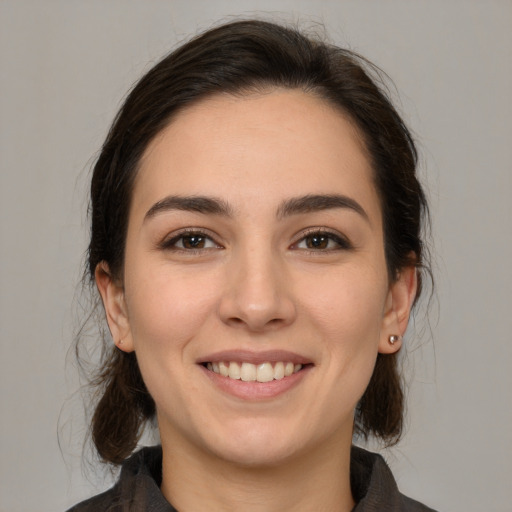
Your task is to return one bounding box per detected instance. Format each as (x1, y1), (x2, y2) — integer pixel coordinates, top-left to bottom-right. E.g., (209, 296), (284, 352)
(219, 361), (229, 377)
(207, 361), (303, 382)
(240, 362), (256, 381)
(257, 362), (274, 382)
(228, 361), (241, 380)
(274, 361), (285, 380)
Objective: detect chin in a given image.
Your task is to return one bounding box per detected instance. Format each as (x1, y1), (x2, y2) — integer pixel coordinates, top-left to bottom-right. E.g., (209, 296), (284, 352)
(202, 420), (307, 469)
(215, 441), (298, 469)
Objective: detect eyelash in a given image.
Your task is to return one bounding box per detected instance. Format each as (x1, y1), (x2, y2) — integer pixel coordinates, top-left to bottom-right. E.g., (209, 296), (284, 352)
(291, 228), (352, 253)
(159, 227), (352, 255)
(159, 229), (221, 253)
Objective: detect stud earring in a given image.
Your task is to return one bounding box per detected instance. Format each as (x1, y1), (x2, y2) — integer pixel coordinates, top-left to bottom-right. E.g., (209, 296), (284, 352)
(388, 334), (402, 345)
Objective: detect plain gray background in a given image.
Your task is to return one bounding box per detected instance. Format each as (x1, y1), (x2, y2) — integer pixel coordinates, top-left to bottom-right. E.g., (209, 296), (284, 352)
(1, 1), (511, 511)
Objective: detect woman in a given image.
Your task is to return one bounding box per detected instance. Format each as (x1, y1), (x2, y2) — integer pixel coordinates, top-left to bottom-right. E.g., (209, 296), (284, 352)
(70, 19), (436, 511)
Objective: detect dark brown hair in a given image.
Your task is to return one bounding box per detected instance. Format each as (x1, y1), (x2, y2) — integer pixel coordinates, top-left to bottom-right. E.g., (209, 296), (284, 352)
(84, 19), (431, 464)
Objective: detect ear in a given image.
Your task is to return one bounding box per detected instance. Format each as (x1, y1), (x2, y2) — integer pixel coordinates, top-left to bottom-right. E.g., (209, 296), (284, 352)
(95, 261), (134, 353)
(378, 264), (418, 354)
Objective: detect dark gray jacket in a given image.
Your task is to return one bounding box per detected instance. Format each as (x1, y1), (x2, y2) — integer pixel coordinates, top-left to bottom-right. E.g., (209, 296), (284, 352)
(68, 445), (437, 511)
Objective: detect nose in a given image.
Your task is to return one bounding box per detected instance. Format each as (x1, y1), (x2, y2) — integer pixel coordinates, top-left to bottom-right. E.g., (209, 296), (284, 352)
(218, 247), (296, 332)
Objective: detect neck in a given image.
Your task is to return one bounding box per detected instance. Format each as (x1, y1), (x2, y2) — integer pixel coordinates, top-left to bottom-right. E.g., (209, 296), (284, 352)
(160, 430), (355, 512)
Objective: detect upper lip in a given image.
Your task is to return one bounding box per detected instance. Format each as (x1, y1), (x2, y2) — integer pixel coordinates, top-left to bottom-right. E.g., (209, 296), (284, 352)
(198, 349), (313, 366)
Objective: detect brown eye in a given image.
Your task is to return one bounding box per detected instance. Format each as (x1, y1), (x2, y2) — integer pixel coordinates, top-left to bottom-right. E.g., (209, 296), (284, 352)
(294, 230), (351, 251)
(305, 234), (330, 249)
(181, 234), (207, 249)
(161, 231), (220, 251)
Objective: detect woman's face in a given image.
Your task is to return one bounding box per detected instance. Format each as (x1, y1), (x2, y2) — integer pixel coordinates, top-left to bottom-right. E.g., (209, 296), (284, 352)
(99, 89), (414, 467)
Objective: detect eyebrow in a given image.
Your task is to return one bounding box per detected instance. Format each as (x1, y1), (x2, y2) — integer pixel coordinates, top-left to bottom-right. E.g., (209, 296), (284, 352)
(144, 195), (234, 221)
(277, 194), (369, 222)
(144, 193), (369, 222)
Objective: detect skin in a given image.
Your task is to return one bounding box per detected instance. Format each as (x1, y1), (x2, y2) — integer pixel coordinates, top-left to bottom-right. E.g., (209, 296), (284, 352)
(97, 89), (417, 512)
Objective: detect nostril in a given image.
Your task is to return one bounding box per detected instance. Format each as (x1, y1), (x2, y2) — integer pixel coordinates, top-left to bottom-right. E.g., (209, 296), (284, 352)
(226, 317), (246, 327)
(225, 315), (289, 332)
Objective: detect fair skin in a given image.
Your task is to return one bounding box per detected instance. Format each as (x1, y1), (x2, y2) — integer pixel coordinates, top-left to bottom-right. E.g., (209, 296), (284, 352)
(96, 89), (417, 512)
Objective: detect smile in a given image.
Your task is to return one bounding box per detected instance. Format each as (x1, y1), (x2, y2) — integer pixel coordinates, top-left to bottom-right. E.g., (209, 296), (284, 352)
(205, 361), (303, 382)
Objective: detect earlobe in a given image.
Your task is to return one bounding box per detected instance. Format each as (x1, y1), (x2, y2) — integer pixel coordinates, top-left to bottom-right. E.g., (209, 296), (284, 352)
(95, 262), (134, 353)
(378, 265), (418, 354)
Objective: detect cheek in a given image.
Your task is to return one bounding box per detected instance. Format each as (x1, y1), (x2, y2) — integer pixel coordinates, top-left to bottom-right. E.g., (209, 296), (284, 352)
(122, 264), (220, 425)
(300, 263), (388, 338)
(300, 264), (388, 391)
(124, 262), (219, 352)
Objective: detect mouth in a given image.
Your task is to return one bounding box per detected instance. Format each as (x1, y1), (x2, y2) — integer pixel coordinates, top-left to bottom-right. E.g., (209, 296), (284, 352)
(197, 350), (315, 401)
(203, 360), (305, 383)
(198, 350), (313, 399)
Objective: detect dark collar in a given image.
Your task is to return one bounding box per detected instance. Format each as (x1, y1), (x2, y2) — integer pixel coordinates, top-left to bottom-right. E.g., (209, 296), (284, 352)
(70, 445), (435, 511)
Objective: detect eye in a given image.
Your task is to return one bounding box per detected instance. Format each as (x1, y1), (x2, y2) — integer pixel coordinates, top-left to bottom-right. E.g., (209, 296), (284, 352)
(293, 230), (351, 251)
(160, 230), (221, 252)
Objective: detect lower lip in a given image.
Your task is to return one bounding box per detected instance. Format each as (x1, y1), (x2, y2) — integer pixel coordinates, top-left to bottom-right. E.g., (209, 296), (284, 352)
(200, 365), (312, 400)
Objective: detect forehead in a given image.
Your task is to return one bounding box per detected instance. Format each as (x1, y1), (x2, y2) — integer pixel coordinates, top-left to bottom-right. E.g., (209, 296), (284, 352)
(133, 89), (379, 221)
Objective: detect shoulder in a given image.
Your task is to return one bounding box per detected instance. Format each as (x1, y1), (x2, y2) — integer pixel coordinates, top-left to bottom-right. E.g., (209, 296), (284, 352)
(66, 446), (175, 512)
(351, 446), (439, 512)
(401, 494), (438, 511)
(66, 487), (122, 512)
